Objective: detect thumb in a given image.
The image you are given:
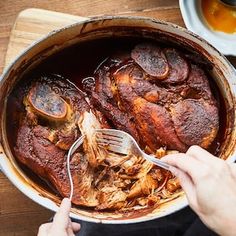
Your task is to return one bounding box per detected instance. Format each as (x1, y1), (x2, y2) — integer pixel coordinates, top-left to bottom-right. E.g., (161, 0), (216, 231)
(52, 198), (71, 230)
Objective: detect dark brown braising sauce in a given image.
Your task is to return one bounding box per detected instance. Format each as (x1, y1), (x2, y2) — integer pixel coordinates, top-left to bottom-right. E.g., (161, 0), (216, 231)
(6, 37), (227, 202)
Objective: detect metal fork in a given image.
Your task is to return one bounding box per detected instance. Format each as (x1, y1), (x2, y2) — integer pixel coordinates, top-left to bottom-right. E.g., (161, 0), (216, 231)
(47, 135), (84, 223)
(95, 129), (171, 171)
(66, 135), (85, 201)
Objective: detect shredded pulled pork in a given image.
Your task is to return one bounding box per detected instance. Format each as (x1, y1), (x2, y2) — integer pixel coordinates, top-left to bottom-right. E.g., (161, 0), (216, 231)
(75, 111), (182, 211)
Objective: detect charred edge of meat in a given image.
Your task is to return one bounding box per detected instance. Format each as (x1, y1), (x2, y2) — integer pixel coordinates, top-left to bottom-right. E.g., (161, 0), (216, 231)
(161, 48), (189, 84)
(131, 43), (169, 79)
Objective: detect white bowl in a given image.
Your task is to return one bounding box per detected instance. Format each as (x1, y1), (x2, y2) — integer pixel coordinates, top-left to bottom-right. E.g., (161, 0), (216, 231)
(179, 0), (236, 56)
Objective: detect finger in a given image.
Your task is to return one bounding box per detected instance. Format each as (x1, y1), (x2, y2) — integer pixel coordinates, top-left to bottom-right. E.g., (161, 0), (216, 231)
(37, 223), (51, 236)
(187, 145), (218, 164)
(67, 221), (75, 236)
(162, 153), (203, 183)
(68, 230), (75, 236)
(229, 163), (236, 179)
(71, 222), (81, 232)
(52, 198), (71, 229)
(169, 166), (194, 194)
(169, 166), (198, 209)
(67, 218), (80, 235)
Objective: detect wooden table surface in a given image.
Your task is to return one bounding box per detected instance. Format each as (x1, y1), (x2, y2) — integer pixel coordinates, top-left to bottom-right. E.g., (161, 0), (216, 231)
(0, 1), (235, 235)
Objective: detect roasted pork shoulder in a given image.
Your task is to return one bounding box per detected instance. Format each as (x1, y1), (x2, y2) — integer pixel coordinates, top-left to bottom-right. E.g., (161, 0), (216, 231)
(14, 42), (219, 211)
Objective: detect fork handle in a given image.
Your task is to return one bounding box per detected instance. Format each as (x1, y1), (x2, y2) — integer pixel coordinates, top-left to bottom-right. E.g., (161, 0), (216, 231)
(143, 153), (171, 171)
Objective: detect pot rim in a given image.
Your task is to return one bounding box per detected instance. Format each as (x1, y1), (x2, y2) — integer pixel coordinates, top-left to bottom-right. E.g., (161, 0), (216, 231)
(2, 15), (236, 78)
(0, 15), (236, 224)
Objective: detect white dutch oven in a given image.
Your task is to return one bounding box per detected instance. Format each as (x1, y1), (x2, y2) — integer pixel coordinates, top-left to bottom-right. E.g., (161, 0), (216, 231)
(0, 16), (235, 223)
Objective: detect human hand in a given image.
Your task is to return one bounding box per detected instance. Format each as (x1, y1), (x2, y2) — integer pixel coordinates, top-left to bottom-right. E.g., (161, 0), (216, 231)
(162, 146), (236, 236)
(37, 198), (81, 236)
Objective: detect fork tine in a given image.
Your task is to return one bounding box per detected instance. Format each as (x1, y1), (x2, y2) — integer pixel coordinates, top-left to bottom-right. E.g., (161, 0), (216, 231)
(95, 129), (129, 148)
(95, 128), (172, 171)
(95, 129), (125, 139)
(101, 133), (123, 140)
(96, 137), (122, 146)
(106, 143), (129, 155)
(107, 145), (128, 155)
(96, 134), (123, 143)
(95, 129), (131, 155)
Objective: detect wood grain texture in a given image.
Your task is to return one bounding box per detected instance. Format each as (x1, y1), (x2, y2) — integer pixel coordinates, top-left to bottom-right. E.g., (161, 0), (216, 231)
(4, 7), (183, 68)
(4, 9), (88, 67)
(0, 0), (181, 74)
(0, 172), (52, 235)
(0, 1), (181, 235)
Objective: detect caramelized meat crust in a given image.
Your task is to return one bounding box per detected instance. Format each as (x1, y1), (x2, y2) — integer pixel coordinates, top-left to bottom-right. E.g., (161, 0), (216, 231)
(89, 58), (140, 142)
(14, 42), (219, 211)
(170, 99), (219, 148)
(91, 44), (219, 152)
(114, 66), (187, 152)
(90, 92), (140, 142)
(131, 43), (169, 79)
(15, 75), (99, 206)
(162, 48), (189, 84)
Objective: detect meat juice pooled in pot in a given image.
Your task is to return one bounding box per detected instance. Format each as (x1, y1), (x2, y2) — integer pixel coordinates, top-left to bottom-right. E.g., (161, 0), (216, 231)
(7, 38), (222, 211)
